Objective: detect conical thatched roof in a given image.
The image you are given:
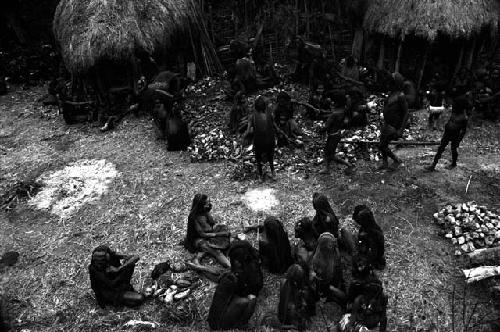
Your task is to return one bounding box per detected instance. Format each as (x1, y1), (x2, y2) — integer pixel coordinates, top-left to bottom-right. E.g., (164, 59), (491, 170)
(364, 0), (500, 40)
(53, 0), (191, 73)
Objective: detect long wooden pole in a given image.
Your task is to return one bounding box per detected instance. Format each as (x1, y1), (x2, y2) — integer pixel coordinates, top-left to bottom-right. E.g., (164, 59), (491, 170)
(340, 139), (441, 146)
(328, 25), (336, 64)
(209, 4), (215, 44)
(295, 0), (299, 35)
(395, 33), (404, 73)
(451, 40), (465, 87)
(377, 36), (385, 70)
(305, 0), (310, 38)
(466, 36), (477, 70)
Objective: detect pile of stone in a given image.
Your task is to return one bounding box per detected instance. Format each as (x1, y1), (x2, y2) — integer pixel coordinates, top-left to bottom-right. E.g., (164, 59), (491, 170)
(434, 201), (500, 255)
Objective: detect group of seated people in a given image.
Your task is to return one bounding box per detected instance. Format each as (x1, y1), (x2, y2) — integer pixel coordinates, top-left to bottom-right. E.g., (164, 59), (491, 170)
(88, 192), (388, 331)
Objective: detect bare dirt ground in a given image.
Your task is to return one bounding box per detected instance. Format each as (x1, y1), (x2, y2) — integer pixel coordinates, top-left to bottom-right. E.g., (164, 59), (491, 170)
(1, 84), (499, 331)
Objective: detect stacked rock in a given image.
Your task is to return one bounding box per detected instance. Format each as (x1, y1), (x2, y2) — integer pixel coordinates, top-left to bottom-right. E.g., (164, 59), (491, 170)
(434, 202), (500, 255)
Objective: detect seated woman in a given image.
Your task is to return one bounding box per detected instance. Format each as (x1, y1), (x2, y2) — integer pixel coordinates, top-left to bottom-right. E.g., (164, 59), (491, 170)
(311, 232), (345, 302)
(278, 263), (318, 330)
(245, 216), (293, 274)
(312, 193), (340, 237)
(336, 255), (388, 332)
(228, 240), (264, 296)
(293, 217), (319, 266)
(88, 245), (145, 308)
(207, 272), (257, 330)
(353, 205), (386, 270)
(208, 240), (262, 330)
(184, 194), (231, 268)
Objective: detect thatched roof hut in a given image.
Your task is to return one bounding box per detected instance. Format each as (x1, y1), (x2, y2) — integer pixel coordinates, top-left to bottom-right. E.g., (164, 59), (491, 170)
(53, 0), (191, 73)
(364, 0), (500, 40)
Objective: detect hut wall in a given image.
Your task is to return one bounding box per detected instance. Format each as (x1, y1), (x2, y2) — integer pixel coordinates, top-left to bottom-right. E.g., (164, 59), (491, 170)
(206, 0), (354, 64)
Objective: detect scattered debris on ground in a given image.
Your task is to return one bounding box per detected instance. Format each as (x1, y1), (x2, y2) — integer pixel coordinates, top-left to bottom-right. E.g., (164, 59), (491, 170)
(28, 159), (120, 219)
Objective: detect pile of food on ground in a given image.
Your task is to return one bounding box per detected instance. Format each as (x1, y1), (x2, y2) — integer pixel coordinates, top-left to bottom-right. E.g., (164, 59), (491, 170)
(144, 265), (200, 305)
(434, 201), (500, 255)
(184, 76), (222, 96)
(184, 80), (426, 174)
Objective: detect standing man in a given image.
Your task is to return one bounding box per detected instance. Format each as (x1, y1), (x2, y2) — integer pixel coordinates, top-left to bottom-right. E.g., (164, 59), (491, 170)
(424, 96), (469, 171)
(378, 73), (409, 171)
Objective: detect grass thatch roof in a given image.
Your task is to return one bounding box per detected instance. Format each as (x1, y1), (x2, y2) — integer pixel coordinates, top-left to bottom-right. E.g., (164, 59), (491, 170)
(364, 0), (500, 41)
(53, 0), (191, 73)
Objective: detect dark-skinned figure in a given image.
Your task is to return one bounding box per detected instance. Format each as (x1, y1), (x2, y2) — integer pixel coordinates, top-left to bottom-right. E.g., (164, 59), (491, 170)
(424, 96), (469, 171)
(378, 73), (409, 171)
(184, 194), (231, 269)
(88, 245), (145, 308)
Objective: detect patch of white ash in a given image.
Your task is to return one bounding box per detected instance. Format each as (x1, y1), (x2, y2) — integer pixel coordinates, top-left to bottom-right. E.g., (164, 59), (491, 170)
(28, 159), (120, 219)
(242, 188), (280, 214)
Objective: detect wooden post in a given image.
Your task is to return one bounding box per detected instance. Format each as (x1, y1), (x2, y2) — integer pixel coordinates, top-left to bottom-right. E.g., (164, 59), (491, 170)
(416, 43), (429, 92)
(209, 4), (215, 44)
(451, 40), (465, 86)
(466, 36), (477, 70)
(94, 64), (108, 124)
(395, 33), (405, 73)
(269, 43), (273, 64)
(377, 35), (385, 70)
(305, 0), (310, 39)
(477, 37), (485, 57)
(233, 8), (238, 39)
(352, 28), (364, 61)
(363, 34), (373, 63)
(244, 0), (248, 33)
(328, 25), (336, 64)
(131, 57), (138, 94)
(187, 21), (201, 76)
(490, 32), (499, 59)
(295, 0), (299, 35)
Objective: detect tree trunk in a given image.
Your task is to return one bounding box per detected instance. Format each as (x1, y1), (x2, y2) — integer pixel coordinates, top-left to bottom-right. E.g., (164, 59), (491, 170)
(377, 36), (385, 70)
(395, 34), (404, 73)
(417, 43), (429, 91)
(352, 28), (364, 61)
(466, 37), (477, 70)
